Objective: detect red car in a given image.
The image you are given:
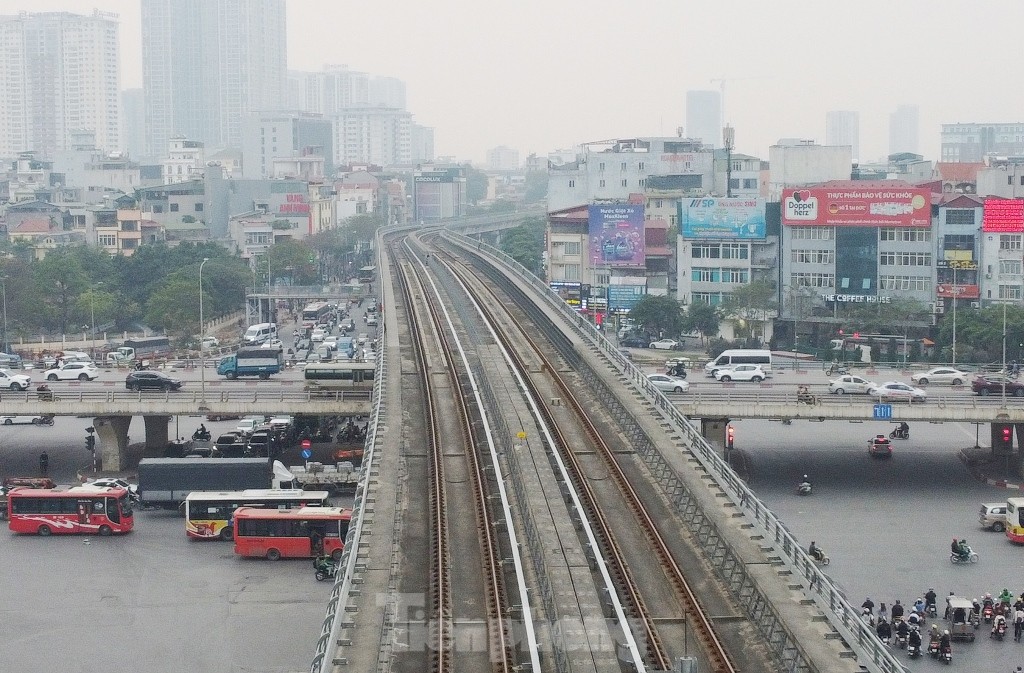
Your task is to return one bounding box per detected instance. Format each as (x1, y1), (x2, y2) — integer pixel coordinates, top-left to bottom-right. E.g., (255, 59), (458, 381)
(971, 375), (1024, 397)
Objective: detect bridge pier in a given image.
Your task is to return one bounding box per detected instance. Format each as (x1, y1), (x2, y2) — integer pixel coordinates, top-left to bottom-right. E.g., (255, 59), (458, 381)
(700, 418), (730, 455)
(93, 416), (132, 472)
(143, 415), (171, 457)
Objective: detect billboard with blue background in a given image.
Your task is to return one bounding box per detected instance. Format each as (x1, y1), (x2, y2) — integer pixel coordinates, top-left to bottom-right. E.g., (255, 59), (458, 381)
(589, 205), (645, 267)
(681, 197), (766, 239)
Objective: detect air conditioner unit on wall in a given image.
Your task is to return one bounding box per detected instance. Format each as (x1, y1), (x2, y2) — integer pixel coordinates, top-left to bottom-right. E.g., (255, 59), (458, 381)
(934, 304), (945, 314)
(971, 301), (981, 309)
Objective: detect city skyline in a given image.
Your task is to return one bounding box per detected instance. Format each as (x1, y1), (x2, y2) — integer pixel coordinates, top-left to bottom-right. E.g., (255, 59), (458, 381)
(10, 0), (1024, 164)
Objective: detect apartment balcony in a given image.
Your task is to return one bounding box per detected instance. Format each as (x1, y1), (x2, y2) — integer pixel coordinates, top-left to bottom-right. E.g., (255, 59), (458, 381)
(751, 255), (778, 269)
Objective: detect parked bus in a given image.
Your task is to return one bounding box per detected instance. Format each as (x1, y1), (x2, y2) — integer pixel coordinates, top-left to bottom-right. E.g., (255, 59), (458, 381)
(233, 506), (352, 560)
(184, 489), (330, 540)
(303, 361), (375, 391)
(357, 266), (376, 283)
(7, 485), (134, 536)
(301, 302), (332, 329)
(1006, 498), (1024, 543)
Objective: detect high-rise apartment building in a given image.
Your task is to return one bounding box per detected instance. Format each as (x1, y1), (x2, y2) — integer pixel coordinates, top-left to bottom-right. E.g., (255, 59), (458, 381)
(141, 0), (286, 157)
(889, 104), (920, 155)
(685, 90), (722, 148)
(486, 146), (520, 171)
(941, 123), (1024, 163)
(332, 108), (412, 168)
(825, 111), (860, 161)
(411, 124), (435, 166)
(0, 11), (121, 158)
(122, 89), (146, 160)
(288, 66), (408, 114)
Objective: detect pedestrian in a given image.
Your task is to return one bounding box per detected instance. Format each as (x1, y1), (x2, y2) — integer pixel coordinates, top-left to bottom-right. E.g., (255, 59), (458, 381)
(39, 451), (48, 476)
(878, 602), (888, 623)
(1015, 605), (1024, 641)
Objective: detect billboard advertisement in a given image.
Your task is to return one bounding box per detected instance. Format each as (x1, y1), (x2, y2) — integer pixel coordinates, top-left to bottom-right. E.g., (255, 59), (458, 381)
(607, 285), (646, 312)
(588, 205), (645, 267)
(982, 198), (1024, 233)
(936, 284), (980, 299)
(681, 197), (766, 239)
(781, 186), (931, 227)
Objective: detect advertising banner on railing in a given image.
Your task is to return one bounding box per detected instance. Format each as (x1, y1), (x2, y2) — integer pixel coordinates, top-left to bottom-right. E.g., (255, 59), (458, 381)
(680, 197), (766, 239)
(588, 205), (645, 267)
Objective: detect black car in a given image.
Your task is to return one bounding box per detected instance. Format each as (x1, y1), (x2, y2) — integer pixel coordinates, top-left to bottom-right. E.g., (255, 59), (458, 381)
(125, 371), (183, 391)
(620, 335), (650, 348)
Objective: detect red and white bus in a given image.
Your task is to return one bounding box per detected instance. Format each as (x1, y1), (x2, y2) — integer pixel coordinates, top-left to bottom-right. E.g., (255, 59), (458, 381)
(233, 506), (351, 560)
(7, 485), (134, 536)
(301, 302), (332, 329)
(184, 489), (330, 540)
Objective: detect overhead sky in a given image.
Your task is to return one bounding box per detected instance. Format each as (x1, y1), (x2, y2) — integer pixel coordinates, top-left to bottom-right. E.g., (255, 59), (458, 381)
(13, 0), (1024, 163)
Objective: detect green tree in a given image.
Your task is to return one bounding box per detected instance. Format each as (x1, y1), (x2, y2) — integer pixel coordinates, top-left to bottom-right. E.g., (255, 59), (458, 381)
(254, 239), (319, 285)
(499, 217), (545, 275)
(463, 164), (488, 204)
(628, 295), (686, 337)
(145, 272), (203, 336)
(683, 301), (722, 345)
(33, 249), (89, 333)
(721, 281), (777, 343)
(523, 169), (548, 203)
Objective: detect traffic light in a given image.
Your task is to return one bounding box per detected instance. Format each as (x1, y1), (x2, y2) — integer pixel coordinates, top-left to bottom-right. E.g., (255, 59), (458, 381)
(1003, 426), (1013, 446)
(726, 425), (735, 450)
(85, 434), (96, 453)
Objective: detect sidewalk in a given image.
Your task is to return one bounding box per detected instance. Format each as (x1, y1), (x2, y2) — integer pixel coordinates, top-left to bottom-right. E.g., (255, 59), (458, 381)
(959, 446), (1024, 489)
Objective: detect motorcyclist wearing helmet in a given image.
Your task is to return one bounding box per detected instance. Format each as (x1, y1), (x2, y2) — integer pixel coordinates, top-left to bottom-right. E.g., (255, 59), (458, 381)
(992, 612), (1008, 636)
(895, 618), (910, 640)
(799, 474), (811, 491)
(956, 539), (971, 560)
(950, 537), (960, 557)
(914, 597), (926, 615)
(999, 588), (1014, 606)
(875, 616), (891, 644)
(898, 421), (910, 437)
(891, 599), (905, 621)
(808, 541), (824, 562)
(908, 624), (922, 649)
(924, 588), (937, 612)
(939, 629), (951, 652)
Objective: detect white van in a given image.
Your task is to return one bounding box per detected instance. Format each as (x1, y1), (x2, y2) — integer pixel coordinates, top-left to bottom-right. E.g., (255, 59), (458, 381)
(243, 323), (277, 345)
(704, 349), (772, 377)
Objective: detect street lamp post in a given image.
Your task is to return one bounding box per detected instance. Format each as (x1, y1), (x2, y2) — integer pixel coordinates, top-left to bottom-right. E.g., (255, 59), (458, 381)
(89, 282), (103, 361)
(1, 276), (7, 354)
(951, 267), (958, 366)
(1003, 299), (1008, 403)
(199, 258), (209, 402)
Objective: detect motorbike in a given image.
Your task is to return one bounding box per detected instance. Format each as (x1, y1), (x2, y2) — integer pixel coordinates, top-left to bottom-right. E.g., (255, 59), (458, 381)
(313, 555), (338, 582)
(826, 364), (850, 376)
(992, 619), (1008, 641)
(810, 548), (830, 565)
(926, 603), (937, 618)
(983, 603), (994, 623)
(796, 482), (812, 496)
(940, 643), (952, 664)
(893, 631), (908, 648)
(927, 637), (940, 658)
(889, 427), (910, 440)
(907, 639), (922, 658)
(32, 415), (55, 426)
(950, 550), (979, 564)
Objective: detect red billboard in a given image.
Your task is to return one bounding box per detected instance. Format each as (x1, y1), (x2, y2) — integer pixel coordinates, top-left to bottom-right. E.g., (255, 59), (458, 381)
(936, 284), (980, 299)
(782, 186), (931, 227)
(982, 198), (1024, 233)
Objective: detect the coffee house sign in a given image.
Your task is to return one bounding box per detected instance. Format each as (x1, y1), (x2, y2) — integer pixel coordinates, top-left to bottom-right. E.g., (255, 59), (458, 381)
(820, 294), (892, 304)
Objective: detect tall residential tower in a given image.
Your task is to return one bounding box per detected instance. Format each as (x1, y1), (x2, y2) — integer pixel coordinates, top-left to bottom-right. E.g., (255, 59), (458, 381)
(685, 90), (722, 148)
(825, 111), (860, 162)
(0, 11), (121, 157)
(141, 0), (287, 158)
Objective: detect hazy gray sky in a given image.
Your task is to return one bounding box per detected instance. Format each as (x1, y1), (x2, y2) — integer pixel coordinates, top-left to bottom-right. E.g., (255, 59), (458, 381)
(12, 0), (1024, 163)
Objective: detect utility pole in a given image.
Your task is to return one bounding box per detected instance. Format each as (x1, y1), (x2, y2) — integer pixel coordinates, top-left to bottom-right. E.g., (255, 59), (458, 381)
(723, 125), (735, 198)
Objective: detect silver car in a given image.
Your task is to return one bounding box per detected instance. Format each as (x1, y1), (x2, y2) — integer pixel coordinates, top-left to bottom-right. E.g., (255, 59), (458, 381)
(647, 374), (689, 393)
(867, 381), (927, 403)
(910, 367), (969, 386)
(828, 374), (877, 395)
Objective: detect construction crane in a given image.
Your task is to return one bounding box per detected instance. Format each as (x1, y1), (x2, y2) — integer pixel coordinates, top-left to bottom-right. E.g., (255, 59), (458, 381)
(709, 76), (770, 132)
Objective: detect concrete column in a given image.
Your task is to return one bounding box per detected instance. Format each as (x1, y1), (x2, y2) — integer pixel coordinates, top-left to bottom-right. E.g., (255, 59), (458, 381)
(143, 415), (171, 457)
(93, 416), (132, 472)
(700, 418), (730, 456)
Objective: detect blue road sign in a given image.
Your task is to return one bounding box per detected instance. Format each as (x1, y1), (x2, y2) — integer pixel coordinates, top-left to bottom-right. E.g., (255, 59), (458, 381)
(873, 404), (893, 420)
(301, 448), (312, 460)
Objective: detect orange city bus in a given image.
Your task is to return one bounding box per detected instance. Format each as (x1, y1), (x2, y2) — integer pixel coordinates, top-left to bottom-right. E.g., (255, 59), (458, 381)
(7, 485), (134, 536)
(184, 489), (330, 540)
(1006, 498), (1024, 543)
(233, 506), (351, 561)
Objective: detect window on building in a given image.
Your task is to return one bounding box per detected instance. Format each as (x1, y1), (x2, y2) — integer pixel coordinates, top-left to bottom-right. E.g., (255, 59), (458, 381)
(945, 209), (976, 225)
(568, 180), (575, 188)
(790, 226), (834, 240)
(98, 234), (116, 246)
(638, 179), (645, 187)
(122, 239), (137, 249)
(598, 162), (605, 171)
(882, 228), (932, 242)
(170, 203), (179, 212)
(691, 267), (721, 283)
(638, 162), (645, 170)
(721, 243), (749, 259)
(879, 275), (930, 291)
(655, 199), (663, 208)
(729, 178), (740, 190)
(879, 252), (931, 266)
(791, 272), (835, 288)
(596, 272), (610, 285)
(563, 264), (581, 280)
(195, 203), (204, 212)
(152, 205), (163, 213)
(621, 179), (628, 187)
(943, 233), (972, 249)
(1000, 259), (1022, 275)
(742, 178), (758, 189)
(722, 268), (749, 283)
(692, 244), (721, 259)
(1000, 235), (1023, 250)
(564, 241), (581, 255)
(791, 249), (834, 264)
(669, 215), (677, 226)
(599, 180), (606, 188)
(999, 285), (1023, 300)
(621, 162), (627, 170)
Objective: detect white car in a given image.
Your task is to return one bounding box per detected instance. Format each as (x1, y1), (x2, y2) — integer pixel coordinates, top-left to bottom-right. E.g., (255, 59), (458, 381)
(259, 338), (284, 350)
(715, 364), (768, 383)
(43, 362), (99, 382)
(828, 374), (878, 395)
(0, 415), (52, 426)
(867, 381), (927, 403)
(648, 338), (679, 350)
(310, 328), (326, 343)
(322, 335), (339, 351)
(87, 477), (139, 499)
(201, 336), (220, 349)
(910, 367), (969, 386)
(647, 374), (690, 393)
(0, 368), (31, 391)
(357, 333), (368, 346)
